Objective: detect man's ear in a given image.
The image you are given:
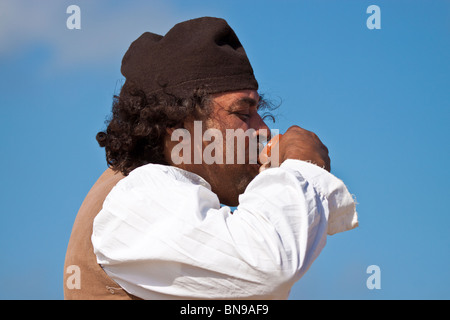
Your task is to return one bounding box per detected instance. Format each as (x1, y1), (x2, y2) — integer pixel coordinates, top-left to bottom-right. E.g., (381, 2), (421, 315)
(164, 124), (191, 167)
(163, 127), (177, 165)
(166, 121), (188, 135)
(166, 127), (176, 136)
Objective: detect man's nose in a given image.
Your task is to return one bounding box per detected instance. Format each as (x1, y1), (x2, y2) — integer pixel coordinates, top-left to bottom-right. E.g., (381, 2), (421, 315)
(251, 113), (271, 142)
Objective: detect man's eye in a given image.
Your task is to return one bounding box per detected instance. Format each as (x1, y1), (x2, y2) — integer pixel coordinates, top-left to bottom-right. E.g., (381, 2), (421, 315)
(233, 112), (250, 120)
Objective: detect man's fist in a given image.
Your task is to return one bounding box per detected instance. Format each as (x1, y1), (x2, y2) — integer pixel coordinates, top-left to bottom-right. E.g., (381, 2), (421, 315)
(259, 126), (331, 172)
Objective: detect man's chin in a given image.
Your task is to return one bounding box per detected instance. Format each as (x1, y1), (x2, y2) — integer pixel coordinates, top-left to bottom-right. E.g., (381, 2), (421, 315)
(201, 163), (262, 207)
(249, 163), (261, 178)
(232, 163), (261, 196)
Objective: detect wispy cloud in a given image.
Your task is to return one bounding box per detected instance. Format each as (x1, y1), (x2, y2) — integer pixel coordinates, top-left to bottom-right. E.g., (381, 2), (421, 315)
(0, 0), (190, 68)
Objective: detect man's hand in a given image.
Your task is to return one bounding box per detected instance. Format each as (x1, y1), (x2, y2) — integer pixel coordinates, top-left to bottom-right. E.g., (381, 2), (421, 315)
(280, 126), (331, 171)
(259, 126), (331, 172)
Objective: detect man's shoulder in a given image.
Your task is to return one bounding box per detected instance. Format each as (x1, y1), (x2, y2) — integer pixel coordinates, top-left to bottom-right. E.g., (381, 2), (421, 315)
(118, 163), (211, 191)
(116, 163), (178, 189)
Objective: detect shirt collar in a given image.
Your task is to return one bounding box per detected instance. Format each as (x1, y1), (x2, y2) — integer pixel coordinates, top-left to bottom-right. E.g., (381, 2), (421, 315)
(164, 165), (212, 190)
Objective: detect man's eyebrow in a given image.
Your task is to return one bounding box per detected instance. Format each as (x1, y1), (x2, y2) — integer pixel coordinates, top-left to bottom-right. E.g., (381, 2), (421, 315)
(230, 96), (262, 110)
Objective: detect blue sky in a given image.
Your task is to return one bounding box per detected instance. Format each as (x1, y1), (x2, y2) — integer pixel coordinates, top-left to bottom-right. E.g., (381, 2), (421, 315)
(0, 0), (449, 299)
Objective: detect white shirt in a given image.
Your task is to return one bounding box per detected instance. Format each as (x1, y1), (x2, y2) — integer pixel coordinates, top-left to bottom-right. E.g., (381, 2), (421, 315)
(92, 159), (358, 299)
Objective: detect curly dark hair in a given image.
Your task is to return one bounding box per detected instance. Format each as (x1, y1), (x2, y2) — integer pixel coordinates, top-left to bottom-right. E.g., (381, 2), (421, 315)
(96, 83), (277, 176)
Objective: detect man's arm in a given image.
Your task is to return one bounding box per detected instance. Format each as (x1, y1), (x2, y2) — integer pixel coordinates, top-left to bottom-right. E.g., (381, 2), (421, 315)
(91, 159), (357, 299)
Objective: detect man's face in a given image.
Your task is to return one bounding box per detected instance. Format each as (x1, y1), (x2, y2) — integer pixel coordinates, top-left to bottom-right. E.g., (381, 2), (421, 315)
(165, 89), (271, 206)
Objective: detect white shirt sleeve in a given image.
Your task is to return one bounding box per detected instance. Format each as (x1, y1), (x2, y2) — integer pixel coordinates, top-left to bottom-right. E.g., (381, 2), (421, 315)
(92, 160), (358, 299)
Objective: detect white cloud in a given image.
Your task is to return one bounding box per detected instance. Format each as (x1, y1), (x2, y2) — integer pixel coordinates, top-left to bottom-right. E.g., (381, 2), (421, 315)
(0, 0), (191, 68)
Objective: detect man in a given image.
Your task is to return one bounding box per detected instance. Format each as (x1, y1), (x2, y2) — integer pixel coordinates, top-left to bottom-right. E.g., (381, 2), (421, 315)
(64, 17), (358, 300)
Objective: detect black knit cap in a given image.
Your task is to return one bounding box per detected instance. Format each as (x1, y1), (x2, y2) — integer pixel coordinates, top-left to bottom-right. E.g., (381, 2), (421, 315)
(120, 17), (258, 98)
